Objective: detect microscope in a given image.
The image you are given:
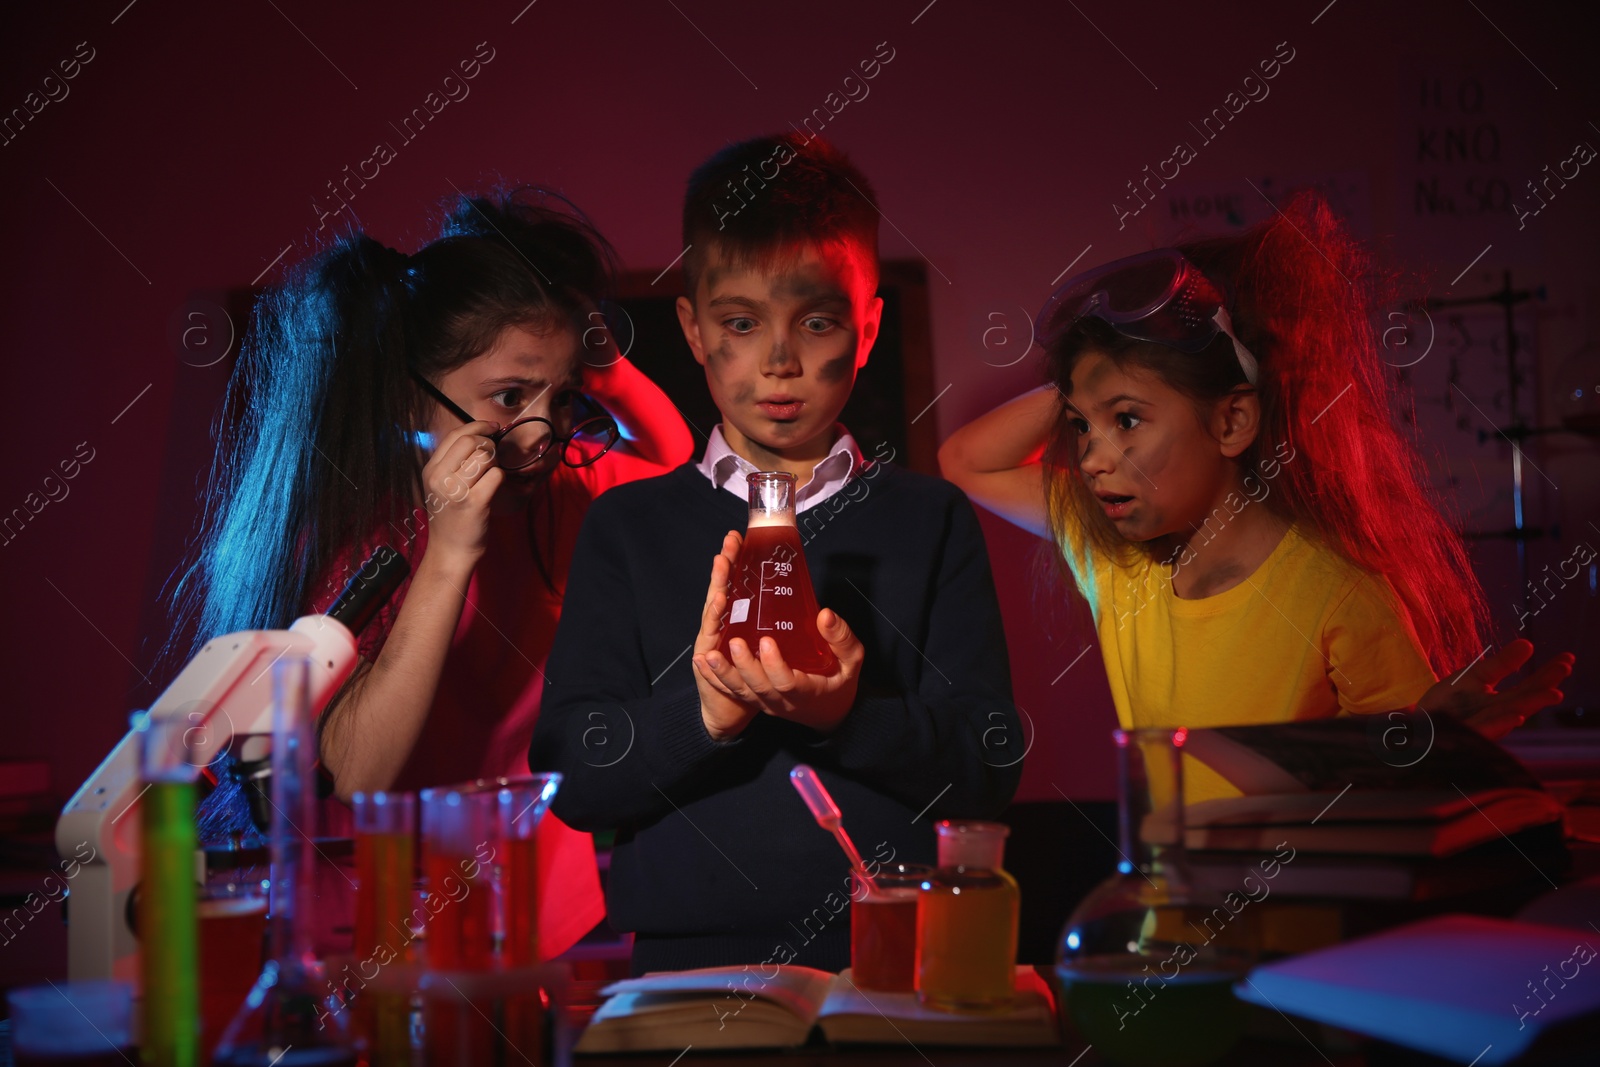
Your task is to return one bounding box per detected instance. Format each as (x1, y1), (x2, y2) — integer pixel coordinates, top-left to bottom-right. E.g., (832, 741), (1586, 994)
(55, 545), (408, 986)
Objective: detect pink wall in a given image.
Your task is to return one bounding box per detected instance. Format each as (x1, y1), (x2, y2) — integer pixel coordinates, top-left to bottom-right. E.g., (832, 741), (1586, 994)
(3, 1), (1595, 806)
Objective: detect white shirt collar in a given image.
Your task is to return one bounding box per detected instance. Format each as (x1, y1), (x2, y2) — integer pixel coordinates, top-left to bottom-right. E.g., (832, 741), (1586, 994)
(697, 424), (865, 514)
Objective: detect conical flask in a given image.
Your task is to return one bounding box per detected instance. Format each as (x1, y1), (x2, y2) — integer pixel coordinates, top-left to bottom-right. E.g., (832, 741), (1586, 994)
(212, 657), (359, 1066)
(718, 471), (836, 674)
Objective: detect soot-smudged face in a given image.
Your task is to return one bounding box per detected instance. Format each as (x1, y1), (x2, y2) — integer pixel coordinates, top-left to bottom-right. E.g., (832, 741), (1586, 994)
(677, 239), (881, 469)
(1064, 350), (1239, 544)
(425, 320), (583, 498)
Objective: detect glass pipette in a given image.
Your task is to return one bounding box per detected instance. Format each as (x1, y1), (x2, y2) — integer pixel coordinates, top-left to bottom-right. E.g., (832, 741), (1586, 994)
(789, 764), (878, 893)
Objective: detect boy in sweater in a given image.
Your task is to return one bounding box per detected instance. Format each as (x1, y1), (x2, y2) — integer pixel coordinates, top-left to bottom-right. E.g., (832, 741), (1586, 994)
(530, 134), (1020, 974)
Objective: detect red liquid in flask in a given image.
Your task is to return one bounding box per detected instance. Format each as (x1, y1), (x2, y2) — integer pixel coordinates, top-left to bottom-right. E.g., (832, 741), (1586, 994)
(718, 472), (837, 674)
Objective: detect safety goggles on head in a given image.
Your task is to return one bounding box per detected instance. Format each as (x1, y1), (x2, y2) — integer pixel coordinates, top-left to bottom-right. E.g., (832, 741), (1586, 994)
(1035, 248), (1259, 385)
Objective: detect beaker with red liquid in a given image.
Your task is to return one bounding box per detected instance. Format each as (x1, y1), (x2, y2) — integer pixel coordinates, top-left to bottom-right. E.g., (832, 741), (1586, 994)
(851, 864), (932, 992)
(718, 471), (837, 674)
(198, 881), (269, 1061)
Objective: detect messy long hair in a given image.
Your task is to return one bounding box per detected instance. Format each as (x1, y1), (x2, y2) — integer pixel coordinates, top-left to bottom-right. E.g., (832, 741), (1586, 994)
(1042, 190), (1487, 672)
(162, 187), (617, 673)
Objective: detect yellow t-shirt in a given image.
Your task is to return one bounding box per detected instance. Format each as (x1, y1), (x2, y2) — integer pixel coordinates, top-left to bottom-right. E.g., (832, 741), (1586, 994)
(1060, 523), (1437, 801)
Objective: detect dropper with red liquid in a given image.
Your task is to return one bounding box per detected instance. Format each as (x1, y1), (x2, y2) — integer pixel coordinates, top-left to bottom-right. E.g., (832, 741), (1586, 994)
(717, 471), (837, 674)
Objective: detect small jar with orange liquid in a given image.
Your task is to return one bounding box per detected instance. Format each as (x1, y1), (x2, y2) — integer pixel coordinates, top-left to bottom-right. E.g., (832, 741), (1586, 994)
(915, 820), (1020, 1013)
(719, 470), (836, 674)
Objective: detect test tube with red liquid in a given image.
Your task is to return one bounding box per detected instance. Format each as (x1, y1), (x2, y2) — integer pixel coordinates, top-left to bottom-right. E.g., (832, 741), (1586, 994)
(718, 470), (837, 674)
(497, 775), (560, 967)
(499, 775), (561, 1060)
(419, 785), (498, 1062)
(419, 786), (497, 971)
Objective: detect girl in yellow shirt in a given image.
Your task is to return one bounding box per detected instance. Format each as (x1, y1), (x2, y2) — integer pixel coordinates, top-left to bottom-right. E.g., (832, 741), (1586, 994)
(941, 191), (1572, 773)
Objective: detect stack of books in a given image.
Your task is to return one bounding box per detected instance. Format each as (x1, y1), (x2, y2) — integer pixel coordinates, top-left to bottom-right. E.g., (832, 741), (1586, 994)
(1175, 714), (1567, 901)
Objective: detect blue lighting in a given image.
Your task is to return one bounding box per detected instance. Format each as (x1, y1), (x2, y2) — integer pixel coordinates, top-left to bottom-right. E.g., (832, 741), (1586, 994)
(1066, 931), (1081, 951)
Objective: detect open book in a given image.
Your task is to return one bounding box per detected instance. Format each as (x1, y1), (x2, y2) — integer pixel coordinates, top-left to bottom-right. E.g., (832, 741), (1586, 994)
(574, 965), (1059, 1052)
(1177, 714), (1563, 858)
(1236, 915), (1600, 1065)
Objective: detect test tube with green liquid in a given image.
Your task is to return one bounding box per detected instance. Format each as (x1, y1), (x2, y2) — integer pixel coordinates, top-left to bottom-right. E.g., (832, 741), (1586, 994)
(137, 710), (201, 1066)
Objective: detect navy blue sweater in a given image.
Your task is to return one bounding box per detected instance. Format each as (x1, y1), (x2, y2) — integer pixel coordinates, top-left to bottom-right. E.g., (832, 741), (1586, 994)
(529, 460), (1021, 973)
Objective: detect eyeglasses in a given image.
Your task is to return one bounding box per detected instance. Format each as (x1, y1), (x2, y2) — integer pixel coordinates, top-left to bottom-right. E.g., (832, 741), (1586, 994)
(1034, 248), (1259, 385)
(409, 369), (621, 470)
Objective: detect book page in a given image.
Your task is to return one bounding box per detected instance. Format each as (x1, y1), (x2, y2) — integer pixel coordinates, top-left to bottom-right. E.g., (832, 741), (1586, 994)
(578, 992), (815, 1053)
(816, 968), (1059, 1047)
(600, 964), (837, 1024)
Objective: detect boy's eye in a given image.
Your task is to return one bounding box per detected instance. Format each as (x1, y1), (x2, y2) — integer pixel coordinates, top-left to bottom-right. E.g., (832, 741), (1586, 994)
(724, 317), (757, 334)
(1068, 417), (1090, 435)
(1114, 412), (1142, 431)
(801, 316), (835, 333)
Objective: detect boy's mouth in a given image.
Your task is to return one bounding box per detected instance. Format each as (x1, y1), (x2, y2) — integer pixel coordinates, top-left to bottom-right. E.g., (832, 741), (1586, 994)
(757, 396), (804, 421)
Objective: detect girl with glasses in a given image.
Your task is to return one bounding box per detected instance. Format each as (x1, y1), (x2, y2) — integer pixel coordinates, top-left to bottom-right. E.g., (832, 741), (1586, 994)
(940, 191), (1572, 801)
(167, 187), (694, 958)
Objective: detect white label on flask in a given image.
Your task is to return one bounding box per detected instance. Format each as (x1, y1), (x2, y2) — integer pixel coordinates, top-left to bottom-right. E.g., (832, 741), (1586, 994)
(729, 598), (750, 624)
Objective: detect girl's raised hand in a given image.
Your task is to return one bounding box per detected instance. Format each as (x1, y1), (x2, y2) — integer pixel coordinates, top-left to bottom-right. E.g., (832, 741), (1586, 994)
(1417, 639), (1576, 740)
(420, 421), (504, 567)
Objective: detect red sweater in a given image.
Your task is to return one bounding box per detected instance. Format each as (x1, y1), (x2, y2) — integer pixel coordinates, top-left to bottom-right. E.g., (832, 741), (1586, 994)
(312, 365), (694, 959)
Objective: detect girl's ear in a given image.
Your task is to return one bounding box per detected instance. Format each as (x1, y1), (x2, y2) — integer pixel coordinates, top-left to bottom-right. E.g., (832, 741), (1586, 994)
(1214, 387), (1261, 458)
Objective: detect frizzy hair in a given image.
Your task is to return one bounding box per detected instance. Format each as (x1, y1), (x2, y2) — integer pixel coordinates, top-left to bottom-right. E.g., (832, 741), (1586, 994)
(1042, 189), (1487, 672)
(681, 132), (880, 298)
(161, 187), (614, 674)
